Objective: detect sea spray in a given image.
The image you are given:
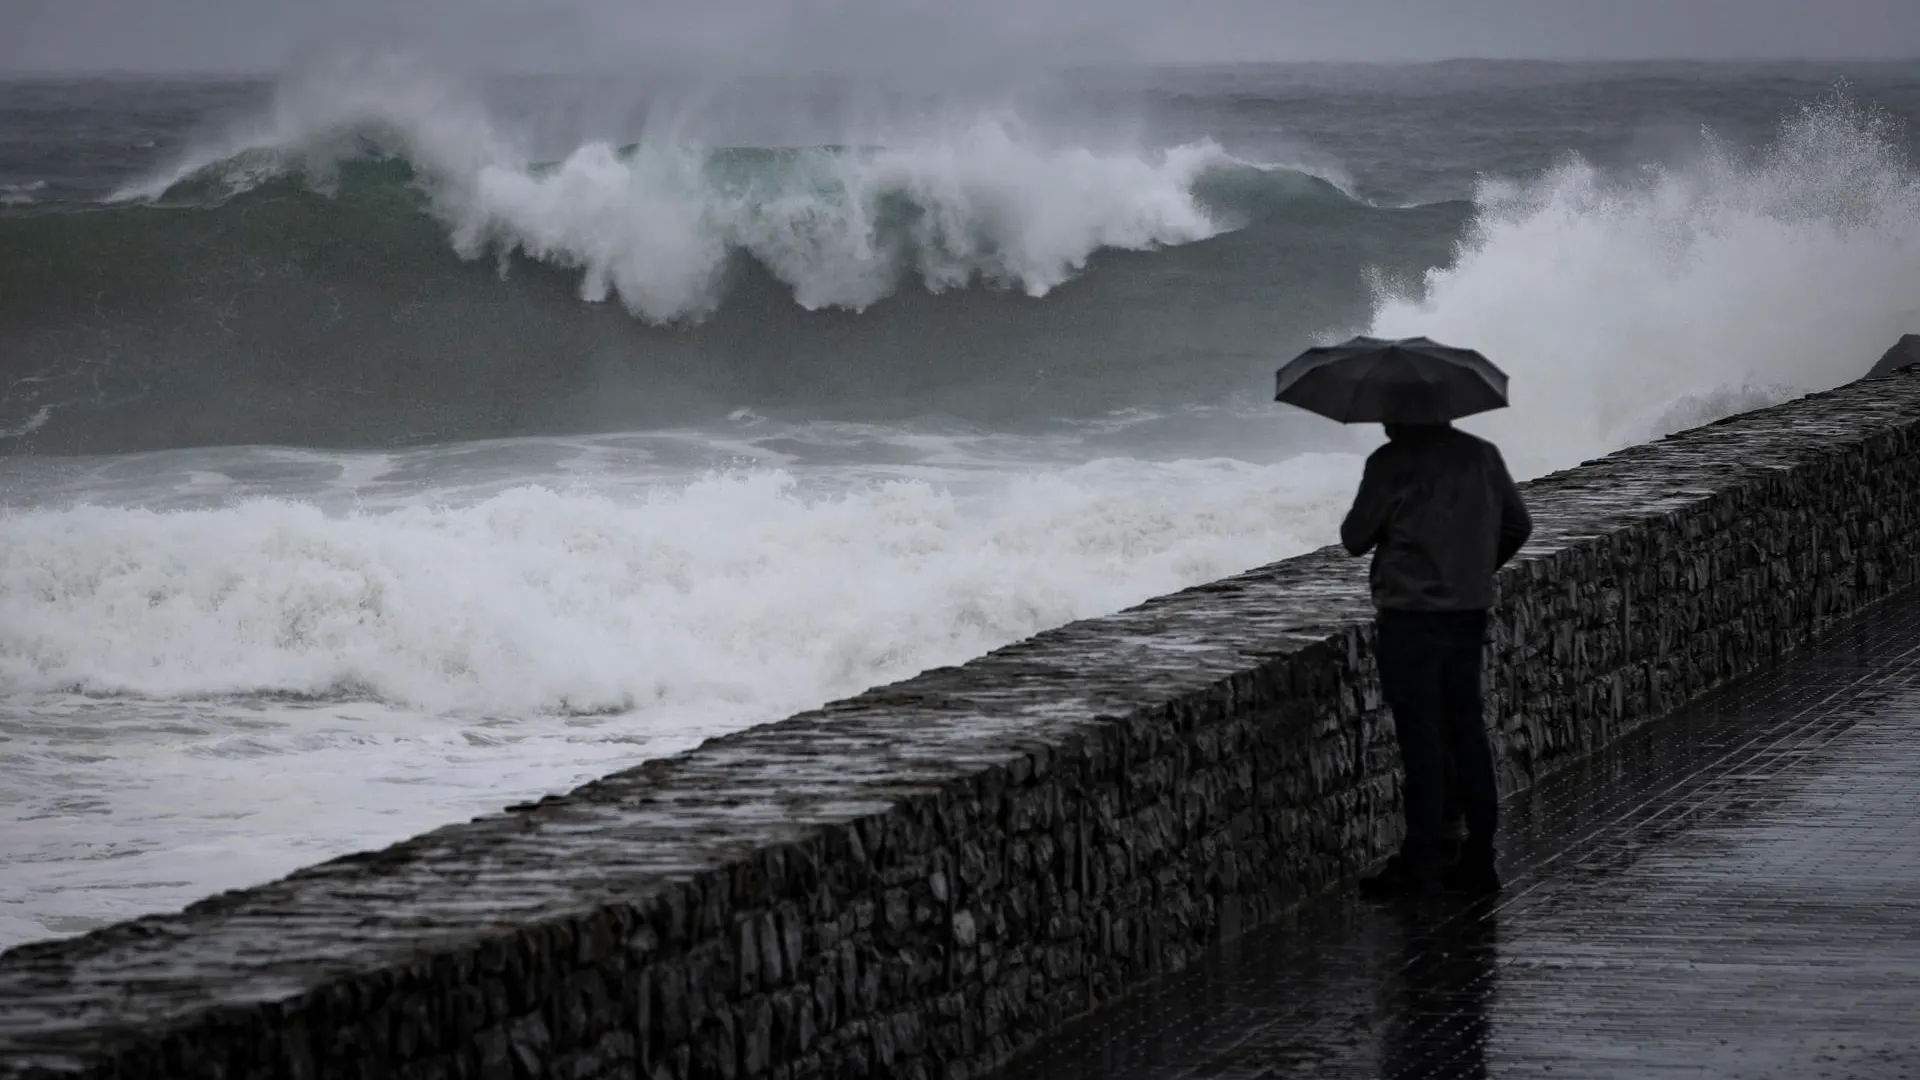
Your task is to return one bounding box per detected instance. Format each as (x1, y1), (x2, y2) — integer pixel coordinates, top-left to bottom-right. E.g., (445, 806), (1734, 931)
(118, 56), (1248, 320)
(1369, 94), (1920, 477)
(453, 123), (1233, 318)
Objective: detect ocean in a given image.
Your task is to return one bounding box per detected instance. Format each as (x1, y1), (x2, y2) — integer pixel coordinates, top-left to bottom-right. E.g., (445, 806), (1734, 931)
(2, 56), (1918, 949)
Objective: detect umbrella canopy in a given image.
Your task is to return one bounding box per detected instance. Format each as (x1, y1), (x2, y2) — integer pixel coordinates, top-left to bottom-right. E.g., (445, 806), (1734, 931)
(1274, 335), (1509, 424)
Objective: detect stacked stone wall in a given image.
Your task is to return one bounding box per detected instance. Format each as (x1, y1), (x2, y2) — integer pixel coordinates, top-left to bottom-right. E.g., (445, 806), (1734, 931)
(5, 372), (1919, 1080)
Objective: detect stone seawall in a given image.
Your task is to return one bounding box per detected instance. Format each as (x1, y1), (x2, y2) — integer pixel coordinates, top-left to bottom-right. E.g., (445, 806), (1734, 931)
(5, 371), (1920, 1080)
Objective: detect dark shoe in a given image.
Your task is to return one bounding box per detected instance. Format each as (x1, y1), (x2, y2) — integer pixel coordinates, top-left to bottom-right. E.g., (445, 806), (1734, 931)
(1359, 855), (1443, 900)
(1443, 854), (1501, 896)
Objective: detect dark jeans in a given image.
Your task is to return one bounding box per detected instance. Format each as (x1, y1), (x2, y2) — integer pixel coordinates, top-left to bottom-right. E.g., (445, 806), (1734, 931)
(1375, 608), (1498, 868)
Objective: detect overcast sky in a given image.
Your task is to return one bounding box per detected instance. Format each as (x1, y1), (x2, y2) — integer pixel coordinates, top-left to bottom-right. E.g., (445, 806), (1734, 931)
(4, 0), (1919, 75)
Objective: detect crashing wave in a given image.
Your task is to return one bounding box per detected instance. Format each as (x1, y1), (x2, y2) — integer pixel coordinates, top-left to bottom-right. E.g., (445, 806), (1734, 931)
(113, 57), (1329, 321)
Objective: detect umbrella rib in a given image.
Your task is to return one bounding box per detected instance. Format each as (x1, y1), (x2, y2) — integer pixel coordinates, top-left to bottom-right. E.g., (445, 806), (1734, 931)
(1338, 357), (1362, 422)
(1356, 350), (1386, 422)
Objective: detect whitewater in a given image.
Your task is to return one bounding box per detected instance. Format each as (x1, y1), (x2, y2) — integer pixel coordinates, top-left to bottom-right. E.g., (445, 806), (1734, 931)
(111, 57), (1252, 321)
(4, 61), (1920, 948)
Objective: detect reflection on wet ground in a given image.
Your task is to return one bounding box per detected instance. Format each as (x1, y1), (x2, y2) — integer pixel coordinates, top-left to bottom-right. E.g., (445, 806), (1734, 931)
(998, 595), (1920, 1079)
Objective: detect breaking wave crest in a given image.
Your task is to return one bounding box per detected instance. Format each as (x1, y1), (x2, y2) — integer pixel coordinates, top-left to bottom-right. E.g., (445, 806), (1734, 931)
(113, 57), (1321, 321)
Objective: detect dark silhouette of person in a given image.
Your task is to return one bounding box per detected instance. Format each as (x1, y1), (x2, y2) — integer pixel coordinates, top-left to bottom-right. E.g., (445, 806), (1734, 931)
(1341, 421), (1531, 897)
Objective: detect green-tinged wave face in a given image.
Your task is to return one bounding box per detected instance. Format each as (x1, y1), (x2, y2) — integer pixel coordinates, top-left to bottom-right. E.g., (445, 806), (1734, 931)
(0, 131), (1466, 455)
(4, 62), (1918, 456)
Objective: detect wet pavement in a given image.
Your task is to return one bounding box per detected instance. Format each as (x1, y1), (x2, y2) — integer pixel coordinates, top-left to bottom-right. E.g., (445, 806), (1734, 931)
(994, 594), (1920, 1080)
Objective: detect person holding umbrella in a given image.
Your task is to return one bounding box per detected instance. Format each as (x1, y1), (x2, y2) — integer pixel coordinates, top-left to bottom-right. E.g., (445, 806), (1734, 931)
(1276, 336), (1532, 897)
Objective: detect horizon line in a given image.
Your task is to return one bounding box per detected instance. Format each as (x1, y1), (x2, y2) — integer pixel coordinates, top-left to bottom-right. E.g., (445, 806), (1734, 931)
(2, 53), (1919, 81)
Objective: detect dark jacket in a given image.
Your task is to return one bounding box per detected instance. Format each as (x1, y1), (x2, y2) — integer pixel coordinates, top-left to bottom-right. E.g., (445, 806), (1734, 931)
(1340, 424), (1532, 612)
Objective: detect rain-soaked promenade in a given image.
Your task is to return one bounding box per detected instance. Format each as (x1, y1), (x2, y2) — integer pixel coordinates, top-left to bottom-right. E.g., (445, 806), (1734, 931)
(995, 593), (1920, 1080)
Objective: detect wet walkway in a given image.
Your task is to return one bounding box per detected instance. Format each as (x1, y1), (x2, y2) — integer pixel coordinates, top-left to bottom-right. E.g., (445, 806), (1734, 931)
(995, 594), (1920, 1080)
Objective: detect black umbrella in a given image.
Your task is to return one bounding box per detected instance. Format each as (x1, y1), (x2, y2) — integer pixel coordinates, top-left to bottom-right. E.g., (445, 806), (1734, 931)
(1274, 335), (1508, 424)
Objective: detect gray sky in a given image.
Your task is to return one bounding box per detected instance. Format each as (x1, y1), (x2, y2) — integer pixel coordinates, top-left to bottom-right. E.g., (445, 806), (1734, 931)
(4, 0), (1919, 74)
